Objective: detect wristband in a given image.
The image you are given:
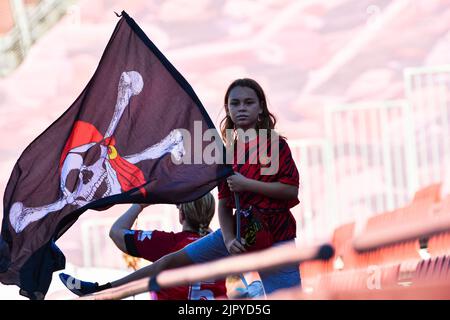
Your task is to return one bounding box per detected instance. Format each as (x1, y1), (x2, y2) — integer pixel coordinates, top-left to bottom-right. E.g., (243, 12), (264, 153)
(148, 277), (161, 292)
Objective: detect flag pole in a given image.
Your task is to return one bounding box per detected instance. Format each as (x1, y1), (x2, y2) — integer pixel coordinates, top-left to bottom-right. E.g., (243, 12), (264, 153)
(234, 192), (250, 290)
(234, 192), (241, 241)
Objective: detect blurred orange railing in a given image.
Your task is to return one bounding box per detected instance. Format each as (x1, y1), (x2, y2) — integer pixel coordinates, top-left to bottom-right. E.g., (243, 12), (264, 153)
(76, 242), (334, 300)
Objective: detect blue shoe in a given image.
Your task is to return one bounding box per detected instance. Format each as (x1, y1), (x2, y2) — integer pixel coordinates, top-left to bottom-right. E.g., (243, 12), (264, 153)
(235, 280), (265, 298)
(59, 273), (100, 296)
(246, 280), (265, 298)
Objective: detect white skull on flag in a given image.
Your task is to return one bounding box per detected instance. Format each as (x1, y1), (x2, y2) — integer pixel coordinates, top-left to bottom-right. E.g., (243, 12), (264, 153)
(9, 71), (185, 233)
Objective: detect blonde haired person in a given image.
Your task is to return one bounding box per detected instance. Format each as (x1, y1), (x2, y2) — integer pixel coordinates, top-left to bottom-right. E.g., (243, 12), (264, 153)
(60, 193), (226, 300)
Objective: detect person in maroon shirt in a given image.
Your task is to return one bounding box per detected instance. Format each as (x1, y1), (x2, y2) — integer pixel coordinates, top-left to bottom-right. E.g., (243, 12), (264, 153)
(59, 78), (300, 297)
(60, 193), (226, 300)
(217, 134), (299, 252)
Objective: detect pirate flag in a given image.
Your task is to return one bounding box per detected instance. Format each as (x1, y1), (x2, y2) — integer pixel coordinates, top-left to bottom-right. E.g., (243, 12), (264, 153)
(0, 11), (232, 299)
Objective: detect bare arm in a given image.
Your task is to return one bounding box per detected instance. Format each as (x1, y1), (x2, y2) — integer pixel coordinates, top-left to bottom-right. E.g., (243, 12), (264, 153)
(109, 204), (147, 253)
(110, 249), (193, 288)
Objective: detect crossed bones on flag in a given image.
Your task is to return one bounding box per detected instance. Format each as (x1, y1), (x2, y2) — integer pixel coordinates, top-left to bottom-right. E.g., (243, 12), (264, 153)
(9, 71), (186, 233)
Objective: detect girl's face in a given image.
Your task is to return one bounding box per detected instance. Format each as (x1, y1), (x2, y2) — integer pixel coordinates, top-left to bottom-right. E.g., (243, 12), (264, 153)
(227, 86), (263, 131)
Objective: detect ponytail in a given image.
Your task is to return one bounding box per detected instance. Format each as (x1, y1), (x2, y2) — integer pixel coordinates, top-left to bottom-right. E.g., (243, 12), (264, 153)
(179, 193), (215, 237)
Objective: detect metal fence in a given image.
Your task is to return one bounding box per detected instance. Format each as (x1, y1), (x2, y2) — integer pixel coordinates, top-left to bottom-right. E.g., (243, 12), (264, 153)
(0, 0), (75, 76)
(294, 65), (450, 243)
(404, 66), (450, 187)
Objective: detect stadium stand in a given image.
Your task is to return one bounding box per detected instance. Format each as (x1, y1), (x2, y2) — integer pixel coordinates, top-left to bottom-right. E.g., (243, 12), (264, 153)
(297, 182), (450, 299)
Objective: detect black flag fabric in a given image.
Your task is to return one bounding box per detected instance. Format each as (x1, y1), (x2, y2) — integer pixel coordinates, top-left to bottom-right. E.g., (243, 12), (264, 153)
(0, 11), (232, 299)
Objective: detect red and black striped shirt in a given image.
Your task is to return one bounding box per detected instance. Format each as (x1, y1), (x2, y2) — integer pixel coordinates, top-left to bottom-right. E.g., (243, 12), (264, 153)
(218, 137), (300, 242)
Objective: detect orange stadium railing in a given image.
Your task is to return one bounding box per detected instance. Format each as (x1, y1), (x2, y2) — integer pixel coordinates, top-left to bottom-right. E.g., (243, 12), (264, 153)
(297, 183), (450, 299)
(74, 242), (334, 300)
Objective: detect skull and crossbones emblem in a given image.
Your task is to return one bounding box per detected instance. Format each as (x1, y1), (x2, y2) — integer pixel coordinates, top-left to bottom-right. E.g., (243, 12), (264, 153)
(9, 71), (185, 233)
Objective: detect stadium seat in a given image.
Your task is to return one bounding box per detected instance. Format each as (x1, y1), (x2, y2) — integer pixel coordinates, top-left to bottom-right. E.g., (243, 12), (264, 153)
(299, 183), (449, 299)
(428, 195), (450, 256)
(317, 264), (400, 292)
(299, 260), (329, 278)
(329, 222), (359, 270)
(428, 232), (450, 256)
(412, 183), (442, 203)
(413, 255), (450, 283)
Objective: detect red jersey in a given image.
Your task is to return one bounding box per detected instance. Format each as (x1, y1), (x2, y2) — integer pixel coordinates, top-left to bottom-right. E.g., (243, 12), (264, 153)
(124, 229), (226, 300)
(218, 137), (299, 245)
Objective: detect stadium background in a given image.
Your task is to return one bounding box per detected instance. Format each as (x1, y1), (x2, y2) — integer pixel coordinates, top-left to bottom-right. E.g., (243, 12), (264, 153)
(0, 0), (449, 299)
